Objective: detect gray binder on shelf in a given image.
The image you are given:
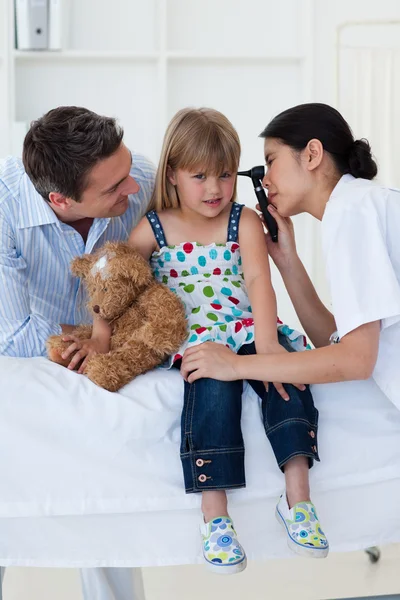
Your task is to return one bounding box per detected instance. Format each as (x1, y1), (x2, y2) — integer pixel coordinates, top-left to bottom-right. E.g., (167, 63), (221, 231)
(15, 0), (48, 50)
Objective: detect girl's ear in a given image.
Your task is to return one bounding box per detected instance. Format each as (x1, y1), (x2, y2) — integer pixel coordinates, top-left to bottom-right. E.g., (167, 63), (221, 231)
(166, 165), (177, 186)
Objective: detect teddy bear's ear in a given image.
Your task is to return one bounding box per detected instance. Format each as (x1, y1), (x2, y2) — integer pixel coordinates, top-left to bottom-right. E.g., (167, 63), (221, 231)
(70, 255), (94, 279)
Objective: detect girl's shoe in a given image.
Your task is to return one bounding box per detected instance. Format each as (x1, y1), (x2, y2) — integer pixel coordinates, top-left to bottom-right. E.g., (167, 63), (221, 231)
(276, 494), (329, 558)
(200, 516), (247, 574)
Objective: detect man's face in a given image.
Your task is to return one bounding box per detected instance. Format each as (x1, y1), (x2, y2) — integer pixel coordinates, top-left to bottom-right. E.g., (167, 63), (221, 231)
(69, 144), (140, 219)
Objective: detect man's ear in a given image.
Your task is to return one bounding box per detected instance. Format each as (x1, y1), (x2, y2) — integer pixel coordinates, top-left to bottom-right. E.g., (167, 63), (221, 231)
(48, 192), (73, 210)
(305, 139), (324, 171)
(166, 165), (177, 186)
(70, 255), (93, 279)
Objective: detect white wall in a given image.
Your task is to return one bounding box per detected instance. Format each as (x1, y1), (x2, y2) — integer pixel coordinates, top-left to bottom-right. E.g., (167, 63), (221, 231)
(310, 0), (400, 306)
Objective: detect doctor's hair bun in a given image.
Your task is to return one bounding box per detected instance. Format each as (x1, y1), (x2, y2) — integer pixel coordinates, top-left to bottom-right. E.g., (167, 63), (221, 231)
(261, 103), (380, 181)
(348, 139), (378, 180)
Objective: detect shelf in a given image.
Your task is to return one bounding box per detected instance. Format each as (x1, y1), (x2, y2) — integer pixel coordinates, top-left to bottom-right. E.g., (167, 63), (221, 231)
(13, 50), (159, 61)
(13, 50), (304, 64)
(166, 52), (304, 62)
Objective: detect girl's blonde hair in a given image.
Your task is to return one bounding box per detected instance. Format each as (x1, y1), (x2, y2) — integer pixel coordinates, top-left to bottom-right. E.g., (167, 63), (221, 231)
(149, 107), (241, 211)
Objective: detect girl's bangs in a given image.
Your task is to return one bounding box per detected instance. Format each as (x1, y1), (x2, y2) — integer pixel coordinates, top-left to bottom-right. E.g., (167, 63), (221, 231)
(177, 130), (239, 176)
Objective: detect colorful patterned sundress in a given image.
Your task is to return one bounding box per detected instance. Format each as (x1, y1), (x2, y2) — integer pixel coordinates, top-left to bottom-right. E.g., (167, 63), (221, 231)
(146, 203), (310, 367)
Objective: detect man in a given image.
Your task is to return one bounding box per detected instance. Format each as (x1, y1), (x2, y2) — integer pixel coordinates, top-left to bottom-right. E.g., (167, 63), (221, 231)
(0, 106), (155, 599)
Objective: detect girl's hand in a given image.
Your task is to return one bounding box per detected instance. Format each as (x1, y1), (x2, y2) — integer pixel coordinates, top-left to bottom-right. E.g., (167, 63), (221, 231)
(61, 335), (110, 374)
(256, 203), (298, 271)
(181, 342), (240, 383)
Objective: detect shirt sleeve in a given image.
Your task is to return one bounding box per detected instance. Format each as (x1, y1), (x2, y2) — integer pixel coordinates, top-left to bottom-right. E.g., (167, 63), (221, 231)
(0, 208), (62, 357)
(130, 153), (156, 217)
(323, 192), (400, 339)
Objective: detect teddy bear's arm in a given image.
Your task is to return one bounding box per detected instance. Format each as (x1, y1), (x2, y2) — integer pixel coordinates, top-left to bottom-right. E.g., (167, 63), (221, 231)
(134, 284), (188, 356)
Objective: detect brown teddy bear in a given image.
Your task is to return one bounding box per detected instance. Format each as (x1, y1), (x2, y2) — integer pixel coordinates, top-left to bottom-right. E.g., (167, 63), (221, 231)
(46, 241), (187, 392)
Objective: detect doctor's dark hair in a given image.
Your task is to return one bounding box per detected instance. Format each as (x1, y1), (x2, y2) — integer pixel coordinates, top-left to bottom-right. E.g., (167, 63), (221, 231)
(260, 103), (378, 180)
(23, 106), (124, 202)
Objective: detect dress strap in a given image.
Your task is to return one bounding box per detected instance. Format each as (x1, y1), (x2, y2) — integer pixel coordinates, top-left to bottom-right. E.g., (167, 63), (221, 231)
(146, 210), (167, 248)
(227, 203), (244, 243)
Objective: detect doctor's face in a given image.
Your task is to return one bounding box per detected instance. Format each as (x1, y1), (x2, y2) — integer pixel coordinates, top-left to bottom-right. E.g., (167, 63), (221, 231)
(262, 138), (312, 217)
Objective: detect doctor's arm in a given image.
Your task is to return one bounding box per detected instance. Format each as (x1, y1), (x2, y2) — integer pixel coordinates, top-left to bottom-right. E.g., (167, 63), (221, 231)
(262, 205), (336, 349)
(182, 203), (384, 384)
(180, 320), (380, 384)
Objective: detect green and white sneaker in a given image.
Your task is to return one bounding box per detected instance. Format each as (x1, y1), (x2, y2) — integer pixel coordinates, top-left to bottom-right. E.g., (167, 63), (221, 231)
(276, 494), (329, 558)
(200, 516), (247, 574)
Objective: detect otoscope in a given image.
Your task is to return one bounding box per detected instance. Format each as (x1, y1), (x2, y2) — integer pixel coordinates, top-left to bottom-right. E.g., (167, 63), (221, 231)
(237, 166), (278, 242)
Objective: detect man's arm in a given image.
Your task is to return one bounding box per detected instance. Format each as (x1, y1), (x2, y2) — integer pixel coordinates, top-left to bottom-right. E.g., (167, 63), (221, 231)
(0, 211), (63, 357)
(126, 153), (156, 224)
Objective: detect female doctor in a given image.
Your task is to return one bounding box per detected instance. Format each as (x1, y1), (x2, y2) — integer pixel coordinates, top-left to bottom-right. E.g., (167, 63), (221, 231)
(181, 103), (400, 409)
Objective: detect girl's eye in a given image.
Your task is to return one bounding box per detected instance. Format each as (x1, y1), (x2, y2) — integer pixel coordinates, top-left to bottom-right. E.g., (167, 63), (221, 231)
(194, 173), (206, 180)
(220, 172), (231, 179)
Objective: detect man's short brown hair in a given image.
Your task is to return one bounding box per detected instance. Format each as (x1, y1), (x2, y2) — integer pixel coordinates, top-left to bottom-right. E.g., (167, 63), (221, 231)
(23, 106), (124, 202)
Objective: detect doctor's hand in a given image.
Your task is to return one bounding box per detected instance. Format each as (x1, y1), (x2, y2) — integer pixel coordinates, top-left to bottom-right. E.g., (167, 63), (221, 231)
(180, 343), (240, 384)
(256, 203), (298, 271)
(259, 342), (306, 400)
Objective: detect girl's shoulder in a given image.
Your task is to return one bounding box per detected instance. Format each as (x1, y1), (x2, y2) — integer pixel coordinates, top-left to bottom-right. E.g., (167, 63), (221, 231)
(237, 205), (264, 232)
(147, 207), (180, 223)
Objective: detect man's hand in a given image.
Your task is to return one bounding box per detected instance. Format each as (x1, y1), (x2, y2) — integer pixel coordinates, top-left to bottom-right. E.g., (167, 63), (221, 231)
(61, 335), (111, 374)
(180, 342), (240, 383)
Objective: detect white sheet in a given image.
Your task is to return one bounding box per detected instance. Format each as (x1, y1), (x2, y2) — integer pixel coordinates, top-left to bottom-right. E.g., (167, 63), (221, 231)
(1, 356), (400, 567)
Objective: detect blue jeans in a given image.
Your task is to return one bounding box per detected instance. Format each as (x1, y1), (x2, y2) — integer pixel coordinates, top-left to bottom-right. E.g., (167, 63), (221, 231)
(175, 333), (319, 493)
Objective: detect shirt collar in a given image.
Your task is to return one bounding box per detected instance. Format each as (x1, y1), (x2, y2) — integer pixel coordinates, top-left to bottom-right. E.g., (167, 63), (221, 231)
(17, 173), (114, 244)
(329, 174), (355, 201)
(17, 173), (60, 229)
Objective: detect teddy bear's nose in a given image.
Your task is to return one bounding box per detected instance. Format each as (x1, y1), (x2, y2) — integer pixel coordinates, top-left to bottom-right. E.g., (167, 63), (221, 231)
(93, 305), (100, 314)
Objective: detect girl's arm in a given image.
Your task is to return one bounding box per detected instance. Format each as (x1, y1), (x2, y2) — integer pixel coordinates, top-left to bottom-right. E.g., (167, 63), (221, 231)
(239, 207), (279, 350)
(238, 208), (305, 399)
(128, 216), (157, 261)
(264, 205), (336, 348)
(180, 320), (380, 384)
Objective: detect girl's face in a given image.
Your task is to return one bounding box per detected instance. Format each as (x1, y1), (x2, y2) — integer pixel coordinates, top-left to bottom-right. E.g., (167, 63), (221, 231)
(262, 138), (312, 217)
(168, 167), (236, 217)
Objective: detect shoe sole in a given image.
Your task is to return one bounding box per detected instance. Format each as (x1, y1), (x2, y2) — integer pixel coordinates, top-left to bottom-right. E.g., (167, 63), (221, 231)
(275, 509), (329, 559)
(205, 556), (247, 575)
